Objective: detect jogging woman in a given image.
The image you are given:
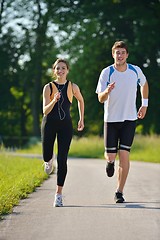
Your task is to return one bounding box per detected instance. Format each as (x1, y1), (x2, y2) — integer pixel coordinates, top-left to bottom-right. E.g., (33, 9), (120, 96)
(41, 58), (84, 207)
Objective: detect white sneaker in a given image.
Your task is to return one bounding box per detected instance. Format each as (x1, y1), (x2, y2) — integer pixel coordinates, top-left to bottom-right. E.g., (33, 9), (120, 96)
(44, 159), (53, 174)
(54, 194), (63, 207)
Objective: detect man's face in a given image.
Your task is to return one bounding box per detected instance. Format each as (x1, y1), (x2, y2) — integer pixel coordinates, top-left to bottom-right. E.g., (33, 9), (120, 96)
(112, 48), (129, 66)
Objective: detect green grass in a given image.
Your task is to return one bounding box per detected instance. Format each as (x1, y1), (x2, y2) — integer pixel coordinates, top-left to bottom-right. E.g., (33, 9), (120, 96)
(17, 135), (160, 163)
(69, 136), (104, 158)
(0, 154), (48, 218)
(130, 135), (160, 163)
(69, 135), (160, 163)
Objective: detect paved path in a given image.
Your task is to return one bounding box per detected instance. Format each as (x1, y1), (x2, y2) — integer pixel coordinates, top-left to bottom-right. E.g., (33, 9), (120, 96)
(0, 159), (160, 240)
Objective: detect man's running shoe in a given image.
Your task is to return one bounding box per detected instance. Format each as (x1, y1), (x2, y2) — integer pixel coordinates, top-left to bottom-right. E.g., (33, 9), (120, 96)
(106, 161), (115, 177)
(44, 159), (53, 175)
(54, 194), (63, 207)
(114, 191), (125, 203)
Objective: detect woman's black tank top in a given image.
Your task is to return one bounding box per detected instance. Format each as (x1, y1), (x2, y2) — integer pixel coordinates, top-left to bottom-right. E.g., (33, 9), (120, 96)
(47, 80), (71, 120)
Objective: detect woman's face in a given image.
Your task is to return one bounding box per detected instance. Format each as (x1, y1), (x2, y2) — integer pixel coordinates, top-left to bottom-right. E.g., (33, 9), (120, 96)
(53, 62), (69, 79)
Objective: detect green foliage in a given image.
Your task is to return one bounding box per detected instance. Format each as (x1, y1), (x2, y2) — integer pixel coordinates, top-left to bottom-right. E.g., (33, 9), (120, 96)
(0, 154), (48, 217)
(60, 0), (160, 135)
(135, 124), (143, 134)
(0, 0), (160, 147)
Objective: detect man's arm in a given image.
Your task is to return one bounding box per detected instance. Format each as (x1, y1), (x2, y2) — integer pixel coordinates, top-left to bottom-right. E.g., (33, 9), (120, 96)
(98, 82), (115, 103)
(137, 81), (149, 119)
(141, 80), (149, 99)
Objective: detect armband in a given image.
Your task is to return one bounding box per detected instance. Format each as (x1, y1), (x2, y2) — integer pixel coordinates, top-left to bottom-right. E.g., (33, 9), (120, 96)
(142, 98), (148, 107)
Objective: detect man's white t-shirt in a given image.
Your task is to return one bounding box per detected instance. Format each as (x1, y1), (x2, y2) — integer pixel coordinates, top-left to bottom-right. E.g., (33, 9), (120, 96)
(96, 64), (146, 122)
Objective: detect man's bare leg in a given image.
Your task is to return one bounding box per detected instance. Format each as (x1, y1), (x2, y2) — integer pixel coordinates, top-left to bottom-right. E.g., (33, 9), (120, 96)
(117, 150), (130, 193)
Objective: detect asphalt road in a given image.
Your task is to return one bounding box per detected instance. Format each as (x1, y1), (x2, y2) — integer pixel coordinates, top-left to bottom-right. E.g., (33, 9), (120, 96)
(0, 158), (160, 240)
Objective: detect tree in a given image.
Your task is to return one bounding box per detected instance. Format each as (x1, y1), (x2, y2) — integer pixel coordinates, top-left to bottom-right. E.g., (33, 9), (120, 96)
(56, 0), (160, 134)
(0, 0), (159, 147)
(0, 0), (67, 143)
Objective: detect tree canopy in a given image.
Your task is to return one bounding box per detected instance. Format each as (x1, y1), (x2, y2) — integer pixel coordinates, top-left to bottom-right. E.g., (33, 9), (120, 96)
(0, 0), (159, 147)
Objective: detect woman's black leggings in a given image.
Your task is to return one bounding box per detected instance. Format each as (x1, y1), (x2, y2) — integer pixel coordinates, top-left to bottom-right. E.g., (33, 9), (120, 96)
(41, 116), (73, 186)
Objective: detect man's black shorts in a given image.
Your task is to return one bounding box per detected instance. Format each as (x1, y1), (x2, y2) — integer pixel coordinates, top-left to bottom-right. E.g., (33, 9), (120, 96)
(104, 120), (136, 153)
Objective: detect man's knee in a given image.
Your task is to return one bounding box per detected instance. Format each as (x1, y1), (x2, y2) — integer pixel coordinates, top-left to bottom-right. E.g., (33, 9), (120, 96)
(104, 151), (117, 161)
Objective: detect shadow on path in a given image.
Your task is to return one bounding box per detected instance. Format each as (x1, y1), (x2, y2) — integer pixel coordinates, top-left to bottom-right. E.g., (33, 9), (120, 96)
(64, 202), (160, 210)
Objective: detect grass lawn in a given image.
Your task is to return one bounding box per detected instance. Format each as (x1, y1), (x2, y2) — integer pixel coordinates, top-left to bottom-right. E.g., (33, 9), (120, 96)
(0, 154), (48, 218)
(17, 134), (160, 163)
(130, 134), (160, 163)
(69, 135), (160, 163)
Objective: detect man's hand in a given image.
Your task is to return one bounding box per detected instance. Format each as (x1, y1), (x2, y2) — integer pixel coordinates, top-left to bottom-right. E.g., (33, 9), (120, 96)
(137, 106), (147, 119)
(105, 82), (115, 94)
(98, 82), (115, 103)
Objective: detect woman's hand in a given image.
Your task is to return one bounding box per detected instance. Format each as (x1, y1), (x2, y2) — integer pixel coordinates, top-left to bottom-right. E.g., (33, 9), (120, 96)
(77, 120), (84, 131)
(54, 91), (61, 102)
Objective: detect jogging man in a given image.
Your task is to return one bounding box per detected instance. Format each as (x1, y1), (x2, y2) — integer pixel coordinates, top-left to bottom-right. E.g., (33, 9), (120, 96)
(96, 40), (149, 203)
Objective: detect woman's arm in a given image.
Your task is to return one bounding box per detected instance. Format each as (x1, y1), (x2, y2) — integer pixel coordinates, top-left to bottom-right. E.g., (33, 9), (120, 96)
(42, 84), (60, 116)
(72, 83), (84, 131)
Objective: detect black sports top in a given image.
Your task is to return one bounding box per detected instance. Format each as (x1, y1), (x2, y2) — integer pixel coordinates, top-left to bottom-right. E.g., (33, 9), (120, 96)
(47, 80), (72, 120)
